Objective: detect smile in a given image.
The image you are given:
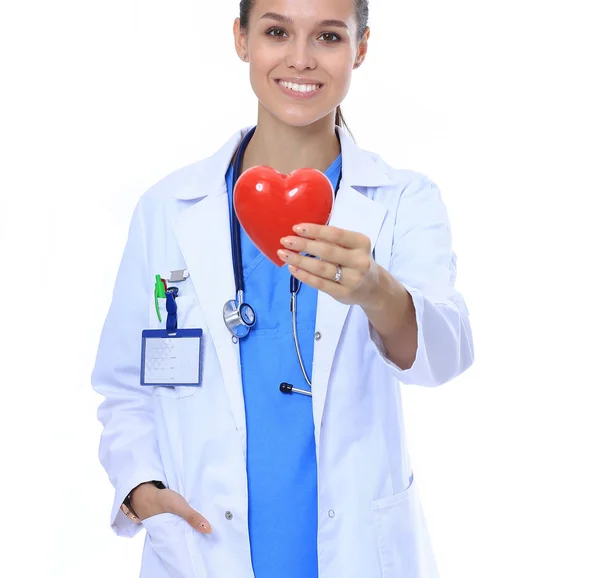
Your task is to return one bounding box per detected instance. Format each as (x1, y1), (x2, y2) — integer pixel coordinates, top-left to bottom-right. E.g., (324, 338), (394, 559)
(276, 80), (324, 100)
(277, 80), (323, 93)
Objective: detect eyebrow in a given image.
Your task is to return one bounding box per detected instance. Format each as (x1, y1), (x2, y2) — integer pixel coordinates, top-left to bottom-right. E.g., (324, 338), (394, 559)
(260, 12), (348, 29)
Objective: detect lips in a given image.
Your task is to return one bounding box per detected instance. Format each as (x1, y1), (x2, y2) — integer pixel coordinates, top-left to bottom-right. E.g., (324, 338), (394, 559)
(276, 78), (324, 85)
(276, 80), (324, 97)
(278, 80), (322, 87)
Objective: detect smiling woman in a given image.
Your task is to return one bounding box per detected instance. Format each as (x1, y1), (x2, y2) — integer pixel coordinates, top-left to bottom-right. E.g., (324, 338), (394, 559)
(237, 0), (370, 140)
(91, 0), (474, 577)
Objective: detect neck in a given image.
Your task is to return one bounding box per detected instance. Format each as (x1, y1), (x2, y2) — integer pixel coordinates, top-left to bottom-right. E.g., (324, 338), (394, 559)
(241, 106), (341, 175)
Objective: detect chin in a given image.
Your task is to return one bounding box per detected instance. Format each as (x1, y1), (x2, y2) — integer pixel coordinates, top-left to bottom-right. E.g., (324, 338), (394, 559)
(263, 103), (334, 129)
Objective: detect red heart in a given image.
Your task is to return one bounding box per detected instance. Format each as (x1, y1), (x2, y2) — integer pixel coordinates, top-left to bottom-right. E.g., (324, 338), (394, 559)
(233, 166), (334, 266)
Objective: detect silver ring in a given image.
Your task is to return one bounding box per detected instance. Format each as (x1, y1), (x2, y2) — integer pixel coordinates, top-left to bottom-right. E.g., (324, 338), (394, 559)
(333, 264), (343, 283)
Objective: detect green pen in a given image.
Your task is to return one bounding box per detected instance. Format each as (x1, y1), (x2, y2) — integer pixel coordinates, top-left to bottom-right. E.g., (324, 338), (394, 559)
(154, 274), (165, 322)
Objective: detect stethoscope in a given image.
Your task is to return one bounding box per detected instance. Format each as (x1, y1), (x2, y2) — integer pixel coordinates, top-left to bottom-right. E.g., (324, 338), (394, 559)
(223, 126), (341, 397)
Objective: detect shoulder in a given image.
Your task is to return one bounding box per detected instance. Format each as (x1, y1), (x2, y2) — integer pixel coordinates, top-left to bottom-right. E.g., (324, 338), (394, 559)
(140, 158), (211, 202)
(132, 152), (223, 228)
(126, 157), (212, 234)
(348, 143), (452, 239)
(370, 146), (438, 188)
(135, 128), (241, 208)
(359, 146), (442, 208)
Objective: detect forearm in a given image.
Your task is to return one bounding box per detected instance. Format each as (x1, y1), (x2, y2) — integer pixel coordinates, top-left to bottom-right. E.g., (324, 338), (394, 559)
(360, 265), (418, 370)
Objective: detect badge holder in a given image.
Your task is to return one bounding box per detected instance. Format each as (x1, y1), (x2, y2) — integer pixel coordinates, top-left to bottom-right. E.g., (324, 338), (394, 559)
(141, 287), (203, 387)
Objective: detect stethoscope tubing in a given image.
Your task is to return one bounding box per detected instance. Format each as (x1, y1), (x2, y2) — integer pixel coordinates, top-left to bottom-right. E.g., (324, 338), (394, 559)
(227, 126), (342, 396)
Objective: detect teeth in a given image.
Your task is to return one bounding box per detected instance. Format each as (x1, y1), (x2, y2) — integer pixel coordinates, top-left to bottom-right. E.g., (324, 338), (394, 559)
(279, 80), (321, 93)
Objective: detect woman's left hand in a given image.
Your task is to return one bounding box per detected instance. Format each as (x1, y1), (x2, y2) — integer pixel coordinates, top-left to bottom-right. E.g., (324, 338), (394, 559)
(277, 223), (382, 307)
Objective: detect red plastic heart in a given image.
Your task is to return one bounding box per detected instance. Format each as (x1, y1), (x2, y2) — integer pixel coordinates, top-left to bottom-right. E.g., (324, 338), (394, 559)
(233, 166), (334, 266)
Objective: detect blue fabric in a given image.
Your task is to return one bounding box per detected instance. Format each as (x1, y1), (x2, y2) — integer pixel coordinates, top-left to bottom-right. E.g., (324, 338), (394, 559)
(225, 154), (342, 578)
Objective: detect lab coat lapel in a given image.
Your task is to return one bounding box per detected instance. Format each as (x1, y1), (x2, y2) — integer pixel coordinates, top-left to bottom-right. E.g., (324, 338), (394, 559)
(311, 185), (388, 437)
(173, 129), (249, 441)
(311, 130), (392, 440)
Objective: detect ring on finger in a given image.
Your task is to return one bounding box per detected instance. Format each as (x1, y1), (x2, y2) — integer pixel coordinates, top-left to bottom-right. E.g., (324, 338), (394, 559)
(332, 264), (343, 283)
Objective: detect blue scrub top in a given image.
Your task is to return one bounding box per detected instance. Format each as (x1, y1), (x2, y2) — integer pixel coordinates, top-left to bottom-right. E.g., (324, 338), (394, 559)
(225, 153), (342, 578)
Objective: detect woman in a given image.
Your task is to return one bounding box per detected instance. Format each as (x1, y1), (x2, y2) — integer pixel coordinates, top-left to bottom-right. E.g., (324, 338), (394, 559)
(92, 0), (474, 576)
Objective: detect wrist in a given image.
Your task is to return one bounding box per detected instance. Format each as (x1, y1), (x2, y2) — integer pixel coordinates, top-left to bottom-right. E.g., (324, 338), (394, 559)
(122, 480), (166, 521)
(359, 265), (391, 313)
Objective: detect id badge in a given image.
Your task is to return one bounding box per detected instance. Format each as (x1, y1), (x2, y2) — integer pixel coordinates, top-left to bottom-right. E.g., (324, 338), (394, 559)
(140, 328), (203, 387)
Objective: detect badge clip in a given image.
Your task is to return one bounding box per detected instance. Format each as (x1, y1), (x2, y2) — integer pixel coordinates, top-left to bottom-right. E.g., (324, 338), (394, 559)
(168, 269), (189, 283)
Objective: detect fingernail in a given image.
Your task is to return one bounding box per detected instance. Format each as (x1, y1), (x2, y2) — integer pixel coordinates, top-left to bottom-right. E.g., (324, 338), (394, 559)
(293, 225), (306, 234)
(281, 237), (294, 247)
(277, 249), (289, 260)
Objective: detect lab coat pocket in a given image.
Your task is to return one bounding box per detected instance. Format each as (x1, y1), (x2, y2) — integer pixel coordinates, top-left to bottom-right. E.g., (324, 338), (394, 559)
(149, 296), (203, 399)
(371, 477), (436, 578)
(141, 513), (200, 578)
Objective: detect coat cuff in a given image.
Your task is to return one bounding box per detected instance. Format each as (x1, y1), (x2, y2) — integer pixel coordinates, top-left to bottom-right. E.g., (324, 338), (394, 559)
(368, 284), (425, 382)
(368, 284), (468, 387)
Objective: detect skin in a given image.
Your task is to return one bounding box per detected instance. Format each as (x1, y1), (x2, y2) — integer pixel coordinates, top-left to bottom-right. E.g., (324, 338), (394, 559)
(130, 0), (417, 533)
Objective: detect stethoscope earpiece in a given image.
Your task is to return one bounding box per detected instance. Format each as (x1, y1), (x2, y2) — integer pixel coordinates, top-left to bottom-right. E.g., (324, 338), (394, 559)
(280, 382), (312, 396)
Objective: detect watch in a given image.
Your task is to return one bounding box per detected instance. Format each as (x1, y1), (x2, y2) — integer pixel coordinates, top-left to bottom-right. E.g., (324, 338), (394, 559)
(120, 480), (166, 522)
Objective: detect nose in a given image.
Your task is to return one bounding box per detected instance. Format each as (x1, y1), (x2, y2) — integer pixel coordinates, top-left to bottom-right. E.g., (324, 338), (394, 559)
(284, 38), (317, 71)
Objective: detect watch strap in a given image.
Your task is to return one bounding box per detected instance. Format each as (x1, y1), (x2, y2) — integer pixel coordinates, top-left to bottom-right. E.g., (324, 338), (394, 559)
(121, 480), (166, 521)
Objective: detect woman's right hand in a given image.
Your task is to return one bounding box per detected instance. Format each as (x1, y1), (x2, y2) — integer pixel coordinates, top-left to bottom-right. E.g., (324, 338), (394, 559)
(130, 483), (212, 534)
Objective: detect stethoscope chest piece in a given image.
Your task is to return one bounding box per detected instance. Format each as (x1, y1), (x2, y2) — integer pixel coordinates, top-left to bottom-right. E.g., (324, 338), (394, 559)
(223, 290), (256, 339)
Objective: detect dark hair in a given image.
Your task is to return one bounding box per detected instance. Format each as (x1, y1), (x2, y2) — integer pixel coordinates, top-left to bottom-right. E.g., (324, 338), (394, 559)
(239, 0), (369, 140)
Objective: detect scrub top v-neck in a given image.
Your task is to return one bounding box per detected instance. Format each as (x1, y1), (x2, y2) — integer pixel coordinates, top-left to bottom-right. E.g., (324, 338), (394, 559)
(225, 153), (342, 578)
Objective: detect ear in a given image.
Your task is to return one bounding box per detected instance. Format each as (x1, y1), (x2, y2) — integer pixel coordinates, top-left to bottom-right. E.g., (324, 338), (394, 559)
(354, 26), (370, 69)
(233, 18), (248, 62)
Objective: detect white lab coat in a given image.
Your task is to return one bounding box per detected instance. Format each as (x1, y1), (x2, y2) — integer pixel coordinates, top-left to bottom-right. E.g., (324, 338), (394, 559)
(92, 126), (474, 578)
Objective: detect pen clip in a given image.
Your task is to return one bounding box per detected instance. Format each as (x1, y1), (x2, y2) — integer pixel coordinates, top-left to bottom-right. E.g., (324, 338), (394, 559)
(154, 274), (165, 323)
(154, 286), (162, 323)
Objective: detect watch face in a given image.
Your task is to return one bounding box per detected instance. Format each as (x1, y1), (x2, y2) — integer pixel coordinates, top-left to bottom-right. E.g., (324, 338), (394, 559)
(240, 303), (255, 326)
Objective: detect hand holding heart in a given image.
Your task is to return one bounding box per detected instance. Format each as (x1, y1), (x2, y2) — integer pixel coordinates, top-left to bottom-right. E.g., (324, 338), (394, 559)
(234, 166), (381, 307)
(279, 222), (381, 307)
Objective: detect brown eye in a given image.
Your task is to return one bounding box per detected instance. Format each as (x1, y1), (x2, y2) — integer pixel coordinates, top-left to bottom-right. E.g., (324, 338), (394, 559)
(319, 32), (341, 43)
(266, 27), (287, 38)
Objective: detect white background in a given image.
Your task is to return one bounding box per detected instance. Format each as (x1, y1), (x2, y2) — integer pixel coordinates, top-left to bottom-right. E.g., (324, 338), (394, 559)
(1, 0), (598, 576)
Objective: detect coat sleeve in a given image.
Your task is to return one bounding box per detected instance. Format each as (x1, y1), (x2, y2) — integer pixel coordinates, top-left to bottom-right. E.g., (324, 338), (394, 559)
(369, 176), (474, 386)
(91, 198), (166, 537)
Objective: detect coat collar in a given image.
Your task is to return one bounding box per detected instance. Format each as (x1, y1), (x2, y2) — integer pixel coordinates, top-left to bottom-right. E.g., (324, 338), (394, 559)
(171, 125), (393, 201)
